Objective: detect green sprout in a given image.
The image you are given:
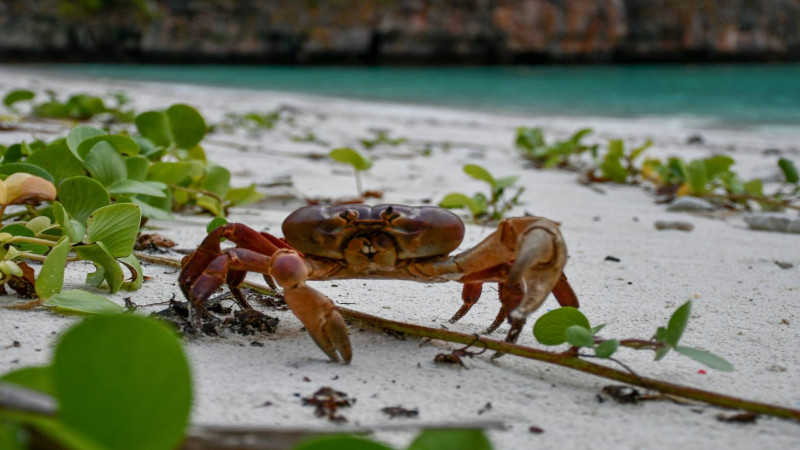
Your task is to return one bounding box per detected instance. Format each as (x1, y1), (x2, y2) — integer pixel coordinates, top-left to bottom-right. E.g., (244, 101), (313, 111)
(329, 147), (373, 198)
(439, 164), (523, 222)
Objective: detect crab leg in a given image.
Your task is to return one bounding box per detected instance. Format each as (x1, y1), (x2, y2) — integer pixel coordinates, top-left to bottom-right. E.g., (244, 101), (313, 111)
(270, 250), (352, 363)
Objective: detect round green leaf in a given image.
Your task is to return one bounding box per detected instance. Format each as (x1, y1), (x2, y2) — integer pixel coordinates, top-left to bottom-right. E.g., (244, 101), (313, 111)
(565, 325), (595, 348)
(85, 203), (141, 257)
(329, 147), (373, 171)
(533, 307), (591, 346)
(43, 289), (125, 315)
(408, 430), (492, 450)
(166, 104), (207, 149)
(135, 111), (172, 148)
(295, 435), (394, 450)
(52, 201), (85, 243)
(53, 314), (192, 450)
(26, 139), (85, 184)
(66, 126), (106, 160)
(76, 135), (140, 160)
(58, 176), (110, 224)
(124, 156), (149, 181)
(201, 165), (231, 197)
(83, 142), (128, 187)
(0, 163), (55, 183)
(595, 339), (619, 359)
(463, 164), (495, 186)
(108, 179), (167, 198)
(147, 161), (195, 184)
(206, 217), (228, 234)
(35, 237), (70, 299)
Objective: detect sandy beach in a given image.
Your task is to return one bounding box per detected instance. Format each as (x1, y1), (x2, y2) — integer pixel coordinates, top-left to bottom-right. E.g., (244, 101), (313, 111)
(0, 66), (798, 449)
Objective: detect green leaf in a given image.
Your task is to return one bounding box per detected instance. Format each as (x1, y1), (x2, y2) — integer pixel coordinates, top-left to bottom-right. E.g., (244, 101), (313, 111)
(565, 325), (595, 348)
(66, 126), (106, 161)
(124, 156), (149, 181)
(35, 237), (70, 299)
(135, 111), (172, 148)
(118, 253), (143, 291)
(601, 148), (628, 183)
(0, 224), (49, 255)
(685, 160), (708, 194)
(58, 176), (111, 224)
(132, 196), (172, 220)
(52, 202), (85, 243)
(533, 307), (591, 346)
(225, 184), (264, 206)
(0, 366), (54, 396)
(166, 104), (207, 149)
(295, 435), (394, 450)
(147, 161), (196, 184)
(18, 415), (104, 450)
(595, 339), (619, 359)
(3, 89), (35, 108)
(0, 422), (22, 450)
(85, 203), (141, 257)
(206, 217), (228, 233)
(408, 430), (492, 450)
(663, 301), (691, 348)
(196, 195), (223, 217)
(330, 147), (373, 171)
(439, 192), (475, 210)
(0, 163), (55, 184)
(76, 135), (139, 160)
(52, 314), (192, 450)
(674, 346), (734, 372)
(202, 165), (231, 197)
(108, 179), (167, 198)
(83, 142), (128, 187)
(26, 139), (85, 184)
(74, 242), (124, 293)
(463, 164), (494, 186)
(704, 155), (735, 180)
(493, 176), (519, 191)
(43, 289), (125, 315)
(629, 140), (652, 161)
(778, 158), (798, 184)
(744, 179), (764, 197)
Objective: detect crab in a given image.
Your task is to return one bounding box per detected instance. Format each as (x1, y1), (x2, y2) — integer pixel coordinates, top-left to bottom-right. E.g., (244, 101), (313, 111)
(179, 204), (578, 363)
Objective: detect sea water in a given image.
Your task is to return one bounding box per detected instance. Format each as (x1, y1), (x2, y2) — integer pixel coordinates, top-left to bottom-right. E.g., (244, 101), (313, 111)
(41, 64), (800, 133)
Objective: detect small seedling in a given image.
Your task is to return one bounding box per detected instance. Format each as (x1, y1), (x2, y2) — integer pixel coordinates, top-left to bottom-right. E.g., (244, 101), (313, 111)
(329, 147), (373, 198)
(594, 139), (653, 183)
(360, 129), (407, 150)
(439, 164), (524, 222)
(533, 301), (733, 372)
(515, 127), (596, 168)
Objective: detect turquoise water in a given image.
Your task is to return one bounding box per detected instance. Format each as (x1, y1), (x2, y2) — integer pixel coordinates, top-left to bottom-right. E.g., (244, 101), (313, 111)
(42, 64), (800, 131)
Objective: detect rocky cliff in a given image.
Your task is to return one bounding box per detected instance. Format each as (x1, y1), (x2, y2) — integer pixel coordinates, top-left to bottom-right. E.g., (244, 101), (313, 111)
(1, 0), (798, 63)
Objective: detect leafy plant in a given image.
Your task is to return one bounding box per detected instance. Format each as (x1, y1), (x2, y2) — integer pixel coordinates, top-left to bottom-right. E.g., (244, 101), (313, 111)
(329, 147), (373, 197)
(360, 129), (407, 150)
(439, 165), (523, 222)
(2, 89), (135, 123)
(515, 127), (596, 168)
(0, 314), (192, 449)
(594, 139), (653, 183)
(533, 301), (733, 371)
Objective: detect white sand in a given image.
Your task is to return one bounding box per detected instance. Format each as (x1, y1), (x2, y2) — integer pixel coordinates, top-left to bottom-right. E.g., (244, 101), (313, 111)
(0, 66), (799, 449)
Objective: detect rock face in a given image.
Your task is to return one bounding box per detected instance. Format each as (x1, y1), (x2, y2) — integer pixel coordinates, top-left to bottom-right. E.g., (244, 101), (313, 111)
(1, 0), (798, 63)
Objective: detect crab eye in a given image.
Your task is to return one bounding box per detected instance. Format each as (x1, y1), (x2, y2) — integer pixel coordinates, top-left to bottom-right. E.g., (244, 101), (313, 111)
(339, 209), (358, 222)
(380, 206), (400, 223)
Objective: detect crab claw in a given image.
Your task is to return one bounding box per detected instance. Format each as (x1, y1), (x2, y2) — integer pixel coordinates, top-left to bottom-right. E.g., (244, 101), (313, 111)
(270, 251), (352, 363)
(506, 225), (568, 321)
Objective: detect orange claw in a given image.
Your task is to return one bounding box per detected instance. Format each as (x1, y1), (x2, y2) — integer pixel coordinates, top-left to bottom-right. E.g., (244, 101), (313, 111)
(270, 251), (352, 363)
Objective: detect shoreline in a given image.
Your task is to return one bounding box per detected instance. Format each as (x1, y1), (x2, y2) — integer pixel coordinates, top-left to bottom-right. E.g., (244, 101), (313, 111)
(0, 67), (798, 449)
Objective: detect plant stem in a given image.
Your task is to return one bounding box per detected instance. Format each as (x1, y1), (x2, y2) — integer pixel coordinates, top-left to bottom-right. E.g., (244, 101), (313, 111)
(354, 170), (363, 197)
(136, 253), (800, 422)
(9, 236), (58, 247)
